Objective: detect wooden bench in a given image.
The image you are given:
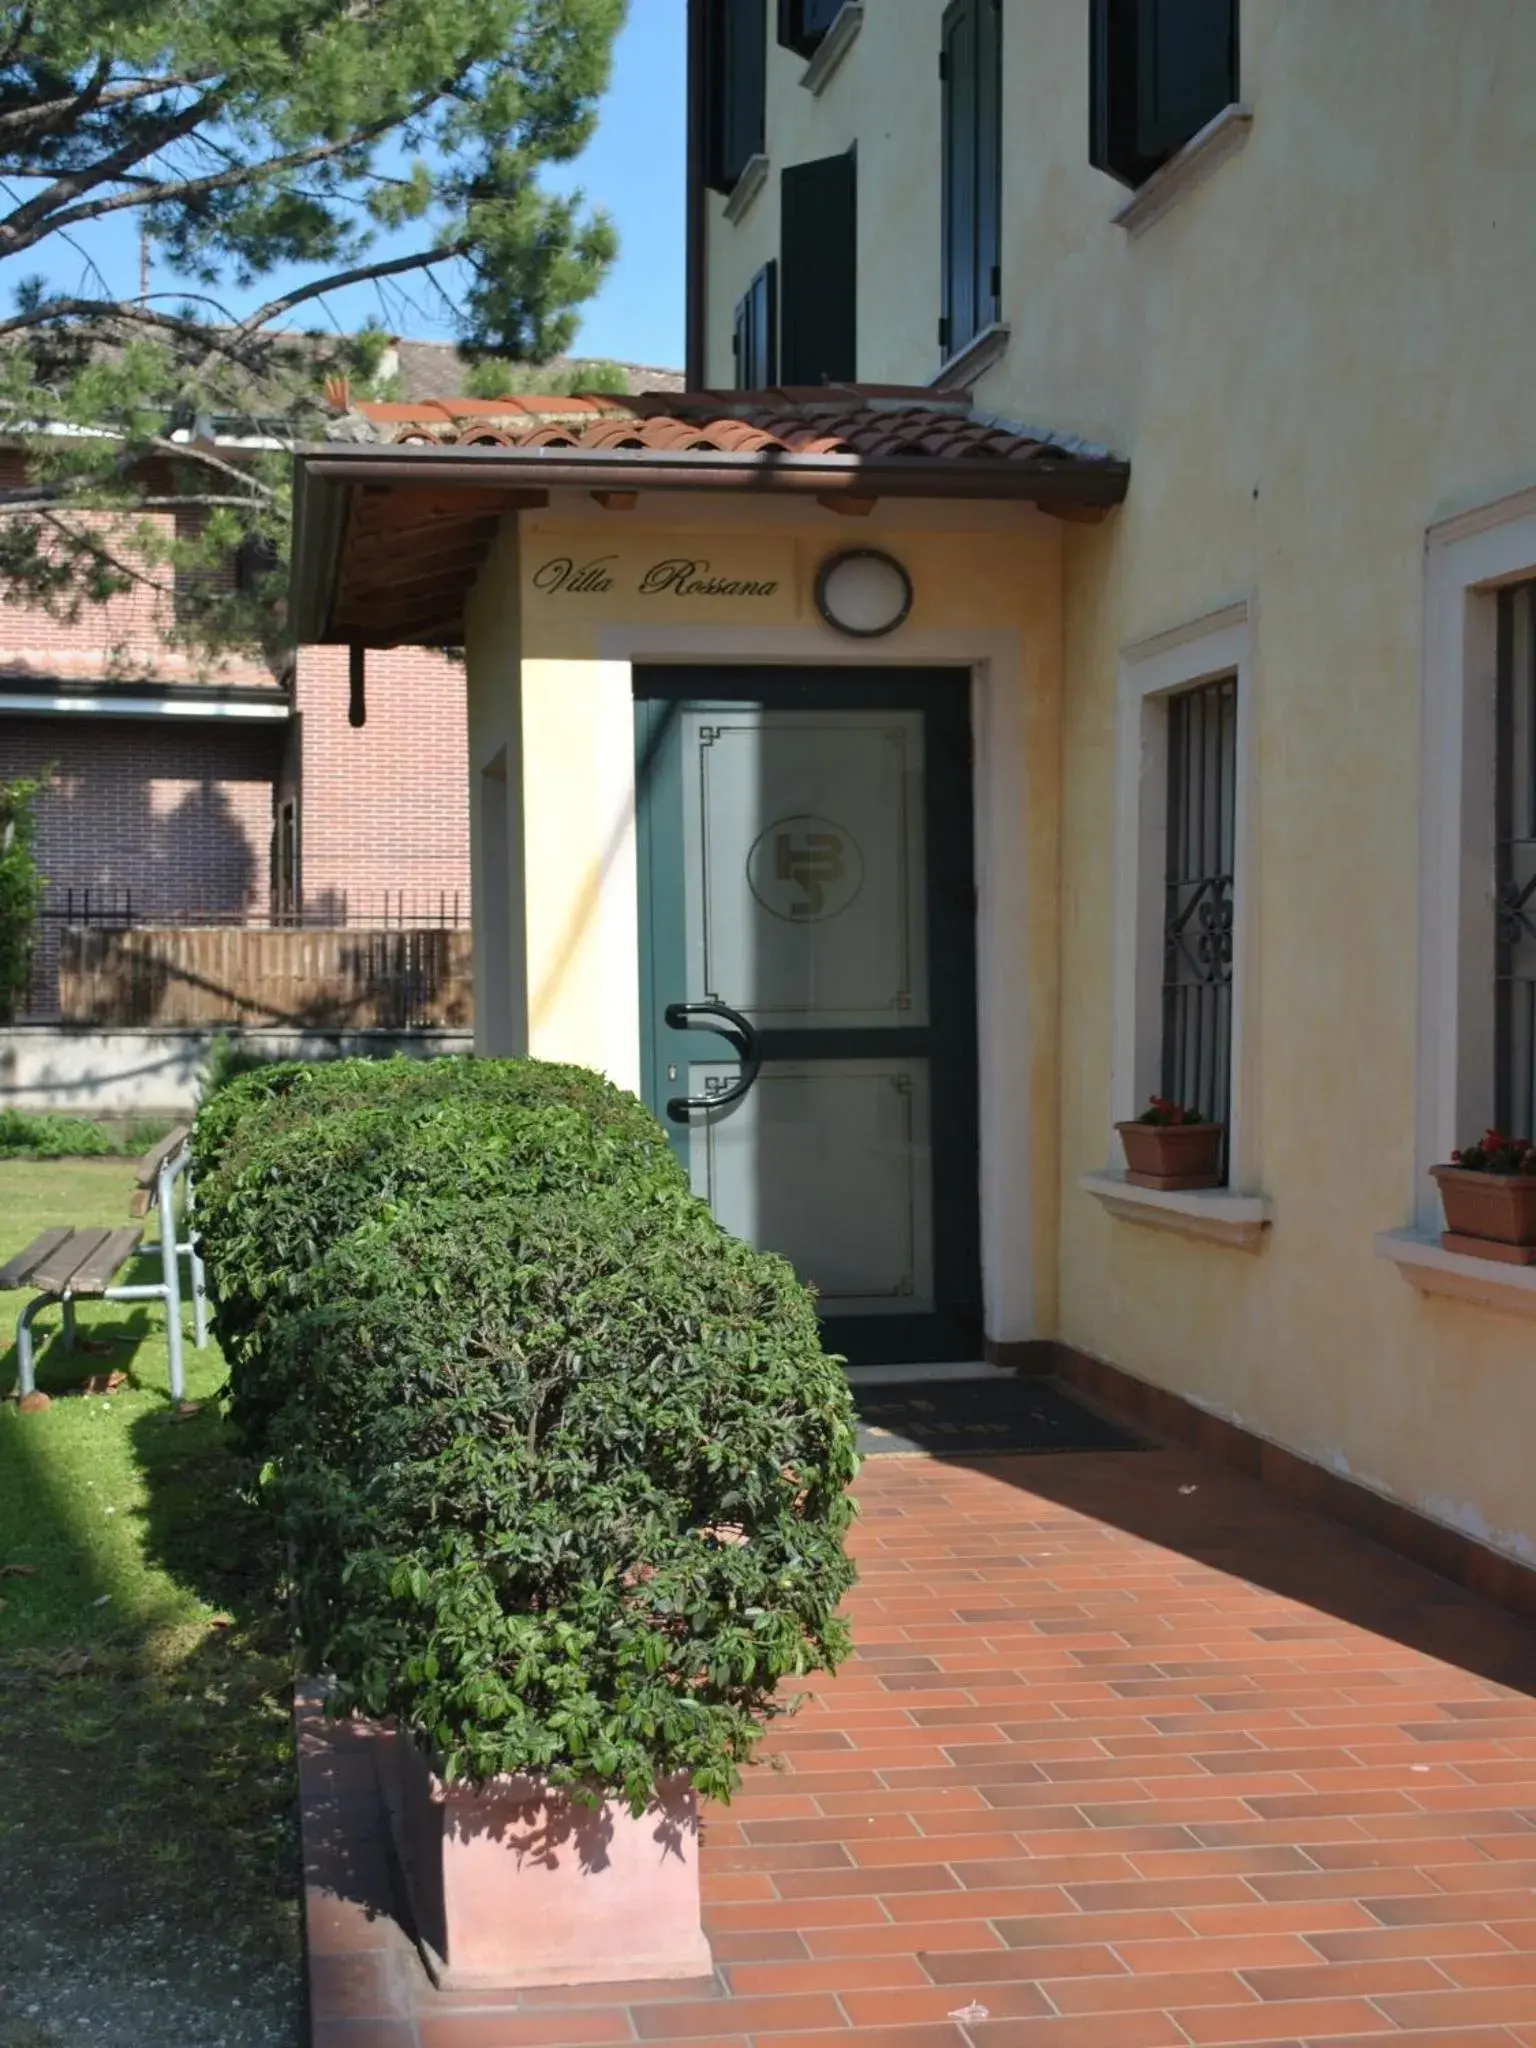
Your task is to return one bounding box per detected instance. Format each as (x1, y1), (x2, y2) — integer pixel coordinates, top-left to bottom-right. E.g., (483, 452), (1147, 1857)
(2, 1122), (209, 1410)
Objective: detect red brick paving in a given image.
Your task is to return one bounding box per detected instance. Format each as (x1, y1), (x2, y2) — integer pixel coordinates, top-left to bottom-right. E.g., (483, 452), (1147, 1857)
(302, 1445), (1536, 2047)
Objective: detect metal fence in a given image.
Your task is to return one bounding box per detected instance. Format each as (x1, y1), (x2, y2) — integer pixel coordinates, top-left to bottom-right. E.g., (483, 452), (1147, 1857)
(19, 889), (470, 1023)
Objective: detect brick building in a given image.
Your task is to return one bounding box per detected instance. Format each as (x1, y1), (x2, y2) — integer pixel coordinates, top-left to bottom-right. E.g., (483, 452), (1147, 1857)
(0, 342), (682, 1014)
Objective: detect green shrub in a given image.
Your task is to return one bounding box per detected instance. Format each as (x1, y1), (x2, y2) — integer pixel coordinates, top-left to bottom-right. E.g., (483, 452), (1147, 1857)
(193, 1057), (859, 1809)
(0, 1111), (177, 1158)
(0, 1110), (115, 1157)
(0, 773), (48, 1023)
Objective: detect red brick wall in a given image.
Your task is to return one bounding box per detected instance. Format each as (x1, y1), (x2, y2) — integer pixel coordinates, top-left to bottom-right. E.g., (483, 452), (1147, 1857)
(0, 454), (278, 690)
(4, 716), (283, 914)
(293, 646), (471, 921)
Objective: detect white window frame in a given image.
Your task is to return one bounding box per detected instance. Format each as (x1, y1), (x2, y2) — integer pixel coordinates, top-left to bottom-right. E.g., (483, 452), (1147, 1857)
(1412, 488), (1536, 1231)
(1104, 599), (1260, 1196)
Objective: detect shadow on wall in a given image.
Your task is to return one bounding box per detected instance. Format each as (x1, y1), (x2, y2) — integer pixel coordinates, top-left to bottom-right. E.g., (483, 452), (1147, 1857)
(24, 762), (271, 1014)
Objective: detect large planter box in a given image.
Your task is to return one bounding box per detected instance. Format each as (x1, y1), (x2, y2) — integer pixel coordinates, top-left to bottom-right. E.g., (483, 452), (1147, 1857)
(380, 1731), (713, 1992)
(1432, 1164), (1536, 1264)
(1115, 1120), (1224, 1191)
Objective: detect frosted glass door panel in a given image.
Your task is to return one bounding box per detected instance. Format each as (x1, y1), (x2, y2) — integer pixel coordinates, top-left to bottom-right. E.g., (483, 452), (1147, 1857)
(681, 710), (927, 1029)
(689, 1059), (934, 1315)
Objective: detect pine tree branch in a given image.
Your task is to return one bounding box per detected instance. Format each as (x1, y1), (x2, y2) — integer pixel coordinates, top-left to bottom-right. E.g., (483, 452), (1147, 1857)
(0, 70), (210, 143)
(0, 87), (222, 250)
(2, 84), (451, 258)
(35, 508), (175, 600)
(0, 294), (239, 345)
(225, 238), (470, 343)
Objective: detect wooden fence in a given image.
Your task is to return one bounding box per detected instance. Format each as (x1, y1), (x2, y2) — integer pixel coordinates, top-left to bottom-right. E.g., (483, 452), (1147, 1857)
(58, 926), (474, 1030)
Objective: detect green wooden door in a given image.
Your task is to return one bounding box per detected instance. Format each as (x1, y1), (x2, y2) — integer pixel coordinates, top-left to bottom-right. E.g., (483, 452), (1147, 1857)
(636, 667), (982, 1366)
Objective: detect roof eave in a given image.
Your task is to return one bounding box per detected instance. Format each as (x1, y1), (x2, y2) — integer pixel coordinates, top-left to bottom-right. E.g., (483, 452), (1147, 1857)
(295, 439), (1130, 507)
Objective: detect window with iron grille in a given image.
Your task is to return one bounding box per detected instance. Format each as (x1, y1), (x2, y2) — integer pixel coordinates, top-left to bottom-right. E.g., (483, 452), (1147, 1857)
(1496, 580), (1536, 1136)
(1162, 675), (1237, 1154)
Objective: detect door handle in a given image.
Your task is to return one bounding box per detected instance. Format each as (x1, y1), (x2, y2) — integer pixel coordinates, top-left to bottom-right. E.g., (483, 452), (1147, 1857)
(663, 1000), (763, 1122)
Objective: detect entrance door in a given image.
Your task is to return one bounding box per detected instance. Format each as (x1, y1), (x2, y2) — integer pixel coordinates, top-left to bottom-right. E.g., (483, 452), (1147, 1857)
(636, 668), (981, 1365)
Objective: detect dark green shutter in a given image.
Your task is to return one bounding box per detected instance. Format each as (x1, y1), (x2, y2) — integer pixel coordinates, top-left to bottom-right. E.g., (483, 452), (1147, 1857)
(1139, 0), (1237, 163)
(941, 0), (1002, 360)
(780, 153), (857, 384)
(977, 0), (1002, 332)
(734, 260), (778, 388)
(705, 0), (767, 192)
(1091, 0), (1237, 189)
(778, 0), (842, 57)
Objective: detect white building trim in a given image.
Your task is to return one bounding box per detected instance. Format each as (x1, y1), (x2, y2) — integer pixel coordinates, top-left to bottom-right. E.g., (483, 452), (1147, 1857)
(1103, 598), (1261, 1197)
(0, 689), (288, 720)
(1412, 485), (1536, 1230)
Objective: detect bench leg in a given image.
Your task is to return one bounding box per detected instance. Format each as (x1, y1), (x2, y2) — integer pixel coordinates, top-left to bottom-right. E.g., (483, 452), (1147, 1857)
(61, 1296), (77, 1350)
(183, 1173), (209, 1352)
(157, 1161), (186, 1404)
(15, 1294), (55, 1401)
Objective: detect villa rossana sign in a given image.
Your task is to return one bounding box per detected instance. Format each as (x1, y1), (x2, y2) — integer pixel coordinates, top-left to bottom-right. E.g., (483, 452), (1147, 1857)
(530, 552), (781, 600)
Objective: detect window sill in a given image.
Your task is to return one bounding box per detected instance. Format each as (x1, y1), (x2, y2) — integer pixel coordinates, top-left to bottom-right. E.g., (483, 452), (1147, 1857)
(1376, 1227), (1536, 1320)
(801, 2), (862, 94)
(1113, 103), (1253, 238)
(929, 322), (1010, 394)
(1082, 1170), (1273, 1251)
(723, 153), (769, 225)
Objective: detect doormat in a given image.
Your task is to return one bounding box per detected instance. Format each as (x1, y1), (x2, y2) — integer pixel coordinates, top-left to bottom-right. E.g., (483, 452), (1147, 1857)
(852, 1376), (1151, 1457)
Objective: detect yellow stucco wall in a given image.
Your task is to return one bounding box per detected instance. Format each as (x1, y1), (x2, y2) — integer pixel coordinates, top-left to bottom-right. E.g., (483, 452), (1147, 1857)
(699, 2), (1536, 1564)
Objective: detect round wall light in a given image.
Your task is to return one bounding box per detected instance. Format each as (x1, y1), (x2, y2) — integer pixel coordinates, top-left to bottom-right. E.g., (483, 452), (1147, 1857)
(814, 548), (913, 639)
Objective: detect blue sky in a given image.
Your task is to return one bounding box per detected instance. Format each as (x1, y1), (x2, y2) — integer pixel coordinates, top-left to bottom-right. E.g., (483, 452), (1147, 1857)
(27, 7), (688, 372)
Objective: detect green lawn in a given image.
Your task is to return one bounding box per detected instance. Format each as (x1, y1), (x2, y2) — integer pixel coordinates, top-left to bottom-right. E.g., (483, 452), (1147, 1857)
(0, 1160), (300, 2035)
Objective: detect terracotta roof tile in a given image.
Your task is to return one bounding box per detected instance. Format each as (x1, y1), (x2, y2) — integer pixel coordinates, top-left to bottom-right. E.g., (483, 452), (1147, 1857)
(348, 387), (1120, 479)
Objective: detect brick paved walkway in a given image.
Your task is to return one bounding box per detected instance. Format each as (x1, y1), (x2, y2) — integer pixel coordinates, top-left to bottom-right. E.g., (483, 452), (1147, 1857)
(306, 1444), (1536, 2048)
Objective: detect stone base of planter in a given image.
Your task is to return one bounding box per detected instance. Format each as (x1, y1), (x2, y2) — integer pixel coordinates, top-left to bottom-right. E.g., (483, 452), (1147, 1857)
(1123, 1168), (1223, 1191)
(1441, 1230), (1536, 1266)
(379, 1732), (713, 1992)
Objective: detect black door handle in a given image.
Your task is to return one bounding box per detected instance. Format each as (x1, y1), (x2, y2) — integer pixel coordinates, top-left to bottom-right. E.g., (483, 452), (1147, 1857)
(663, 1000), (763, 1122)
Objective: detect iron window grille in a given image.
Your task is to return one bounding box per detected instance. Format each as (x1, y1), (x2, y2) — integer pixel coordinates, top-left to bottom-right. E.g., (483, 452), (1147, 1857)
(1162, 674), (1237, 1164)
(1495, 579), (1536, 1137)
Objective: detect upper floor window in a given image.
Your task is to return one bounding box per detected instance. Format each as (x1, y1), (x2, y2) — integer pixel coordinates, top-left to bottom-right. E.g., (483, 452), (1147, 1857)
(703, 0), (767, 195)
(780, 152), (856, 384)
(939, 0), (1001, 362)
(734, 260), (778, 388)
(777, 0), (843, 58)
(1090, 0), (1239, 190)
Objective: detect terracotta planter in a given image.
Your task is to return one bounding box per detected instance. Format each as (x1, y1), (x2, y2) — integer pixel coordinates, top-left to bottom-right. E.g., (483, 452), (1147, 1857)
(1115, 1120), (1225, 1191)
(381, 1732), (712, 1992)
(1431, 1164), (1536, 1264)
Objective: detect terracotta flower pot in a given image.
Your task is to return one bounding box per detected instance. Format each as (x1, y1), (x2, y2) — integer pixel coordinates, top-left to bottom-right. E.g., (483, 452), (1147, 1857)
(1115, 1120), (1225, 1191)
(381, 1733), (713, 1991)
(1431, 1164), (1536, 1264)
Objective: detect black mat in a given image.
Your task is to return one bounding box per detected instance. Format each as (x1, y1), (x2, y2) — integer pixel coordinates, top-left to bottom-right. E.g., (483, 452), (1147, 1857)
(853, 1375), (1151, 1457)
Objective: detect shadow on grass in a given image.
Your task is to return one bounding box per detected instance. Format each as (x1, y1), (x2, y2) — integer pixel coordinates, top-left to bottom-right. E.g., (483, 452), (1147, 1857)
(0, 1289), (301, 2034)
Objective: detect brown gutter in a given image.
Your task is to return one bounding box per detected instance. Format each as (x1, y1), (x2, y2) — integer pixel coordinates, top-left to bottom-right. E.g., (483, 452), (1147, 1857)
(299, 447), (1130, 508)
(685, 0), (708, 390)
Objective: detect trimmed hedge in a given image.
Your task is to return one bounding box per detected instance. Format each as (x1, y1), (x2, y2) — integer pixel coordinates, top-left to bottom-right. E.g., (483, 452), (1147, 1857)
(194, 1057), (859, 1808)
